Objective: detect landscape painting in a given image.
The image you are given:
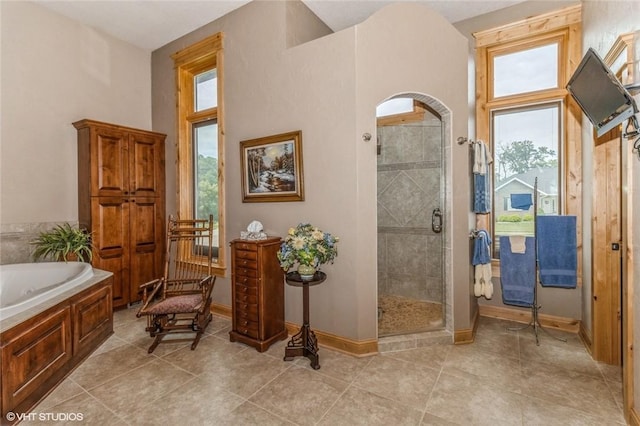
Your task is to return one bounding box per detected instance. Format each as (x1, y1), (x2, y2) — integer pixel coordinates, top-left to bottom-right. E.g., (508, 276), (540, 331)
(240, 130), (304, 202)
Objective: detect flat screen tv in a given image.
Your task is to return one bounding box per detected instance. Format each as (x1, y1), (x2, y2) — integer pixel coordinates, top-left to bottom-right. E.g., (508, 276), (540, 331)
(567, 47), (637, 137)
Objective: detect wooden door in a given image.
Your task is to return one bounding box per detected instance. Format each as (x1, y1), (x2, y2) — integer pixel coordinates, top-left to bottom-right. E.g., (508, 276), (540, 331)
(129, 132), (165, 198)
(90, 126), (129, 197)
(128, 196), (164, 303)
(91, 197), (130, 308)
(592, 128), (622, 365)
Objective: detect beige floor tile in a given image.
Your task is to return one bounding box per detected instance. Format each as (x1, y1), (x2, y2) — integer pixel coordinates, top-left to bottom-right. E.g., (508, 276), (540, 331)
(20, 392), (126, 425)
(88, 358), (195, 418)
(69, 342), (155, 390)
(425, 371), (523, 425)
(126, 376), (245, 425)
(197, 348), (292, 398)
(384, 343), (452, 370)
(519, 393), (624, 425)
(469, 329), (520, 359)
(216, 401), (296, 425)
(295, 347), (374, 383)
(352, 355), (439, 411)
(161, 334), (246, 375)
(420, 412), (462, 425)
(249, 365), (348, 426)
(30, 379), (85, 410)
(519, 334), (601, 378)
(520, 359), (624, 422)
(88, 333), (129, 357)
(443, 344), (522, 393)
(319, 385), (424, 425)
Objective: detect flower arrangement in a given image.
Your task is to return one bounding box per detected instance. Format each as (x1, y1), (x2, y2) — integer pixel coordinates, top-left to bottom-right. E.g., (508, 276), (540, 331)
(277, 223), (339, 272)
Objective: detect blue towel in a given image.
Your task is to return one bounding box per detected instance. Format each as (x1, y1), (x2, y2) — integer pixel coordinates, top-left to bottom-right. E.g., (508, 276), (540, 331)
(500, 236), (535, 307)
(511, 193), (533, 210)
(473, 173), (491, 213)
(472, 230), (492, 265)
(536, 216), (577, 288)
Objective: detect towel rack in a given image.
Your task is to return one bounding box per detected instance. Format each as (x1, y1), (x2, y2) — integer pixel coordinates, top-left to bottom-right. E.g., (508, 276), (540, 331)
(505, 177), (567, 345)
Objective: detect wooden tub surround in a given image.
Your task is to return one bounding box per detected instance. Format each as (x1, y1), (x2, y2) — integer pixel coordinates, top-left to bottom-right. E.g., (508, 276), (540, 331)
(0, 270), (113, 424)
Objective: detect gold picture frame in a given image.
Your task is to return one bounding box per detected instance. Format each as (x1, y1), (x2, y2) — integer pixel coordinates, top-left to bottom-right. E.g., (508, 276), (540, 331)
(240, 130), (304, 202)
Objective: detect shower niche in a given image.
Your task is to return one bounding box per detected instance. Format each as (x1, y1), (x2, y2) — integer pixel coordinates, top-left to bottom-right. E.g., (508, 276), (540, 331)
(376, 96), (446, 337)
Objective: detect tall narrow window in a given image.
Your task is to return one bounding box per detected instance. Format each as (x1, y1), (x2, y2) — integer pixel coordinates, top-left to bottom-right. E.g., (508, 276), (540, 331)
(474, 5), (582, 260)
(173, 33), (225, 273)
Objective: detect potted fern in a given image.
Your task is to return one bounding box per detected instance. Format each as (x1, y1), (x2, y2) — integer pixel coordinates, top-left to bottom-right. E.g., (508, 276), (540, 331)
(31, 223), (93, 262)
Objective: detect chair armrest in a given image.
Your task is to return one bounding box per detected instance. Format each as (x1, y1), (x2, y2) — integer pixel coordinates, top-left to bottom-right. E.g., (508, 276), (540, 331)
(136, 278), (165, 317)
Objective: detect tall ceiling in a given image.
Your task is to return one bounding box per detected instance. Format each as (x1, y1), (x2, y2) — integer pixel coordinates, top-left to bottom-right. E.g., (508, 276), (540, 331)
(33, 0), (526, 50)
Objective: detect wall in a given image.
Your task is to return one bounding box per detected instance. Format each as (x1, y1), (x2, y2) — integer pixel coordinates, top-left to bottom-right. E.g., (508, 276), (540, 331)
(0, 2), (152, 264)
(153, 0), (471, 342)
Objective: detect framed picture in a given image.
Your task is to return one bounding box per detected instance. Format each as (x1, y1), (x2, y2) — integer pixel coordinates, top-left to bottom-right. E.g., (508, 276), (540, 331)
(240, 130), (304, 202)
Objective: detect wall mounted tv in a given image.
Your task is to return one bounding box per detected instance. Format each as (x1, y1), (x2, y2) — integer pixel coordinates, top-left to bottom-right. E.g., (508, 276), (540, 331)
(567, 47), (637, 138)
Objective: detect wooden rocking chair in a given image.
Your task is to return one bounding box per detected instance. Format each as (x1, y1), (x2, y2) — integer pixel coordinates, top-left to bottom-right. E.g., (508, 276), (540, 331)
(136, 215), (216, 353)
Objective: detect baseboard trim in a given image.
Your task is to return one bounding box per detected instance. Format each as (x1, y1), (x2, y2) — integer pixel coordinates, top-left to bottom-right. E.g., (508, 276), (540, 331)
(285, 322), (378, 357)
(579, 322), (593, 354)
(211, 302), (232, 318)
(454, 306), (479, 344)
(478, 304), (580, 333)
(211, 303), (378, 356)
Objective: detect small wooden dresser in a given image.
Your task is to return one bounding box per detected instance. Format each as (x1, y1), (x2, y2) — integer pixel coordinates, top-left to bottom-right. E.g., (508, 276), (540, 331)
(229, 237), (287, 351)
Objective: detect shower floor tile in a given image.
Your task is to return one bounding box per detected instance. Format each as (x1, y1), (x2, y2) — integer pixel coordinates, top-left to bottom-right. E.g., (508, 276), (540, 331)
(378, 294), (443, 336)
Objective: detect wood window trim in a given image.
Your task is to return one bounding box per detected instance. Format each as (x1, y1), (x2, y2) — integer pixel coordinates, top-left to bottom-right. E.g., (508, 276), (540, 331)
(473, 5), (582, 285)
(377, 100), (428, 126)
(172, 33), (226, 276)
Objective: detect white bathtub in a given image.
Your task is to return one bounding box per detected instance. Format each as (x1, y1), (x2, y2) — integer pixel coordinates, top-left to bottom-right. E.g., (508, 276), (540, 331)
(0, 262), (94, 321)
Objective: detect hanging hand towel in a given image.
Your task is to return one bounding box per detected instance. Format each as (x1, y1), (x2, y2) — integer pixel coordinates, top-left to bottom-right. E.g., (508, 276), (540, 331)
(474, 263), (493, 299)
(500, 236), (535, 307)
(536, 216), (577, 288)
(473, 173), (491, 213)
(472, 230), (492, 265)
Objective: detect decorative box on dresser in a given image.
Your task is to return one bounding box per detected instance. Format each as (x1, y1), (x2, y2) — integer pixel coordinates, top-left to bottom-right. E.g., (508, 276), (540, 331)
(74, 119), (166, 308)
(229, 237), (288, 352)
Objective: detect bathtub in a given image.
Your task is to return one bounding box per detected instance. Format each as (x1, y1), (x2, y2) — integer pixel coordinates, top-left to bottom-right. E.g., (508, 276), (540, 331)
(0, 262), (113, 422)
(0, 262), (94, 321)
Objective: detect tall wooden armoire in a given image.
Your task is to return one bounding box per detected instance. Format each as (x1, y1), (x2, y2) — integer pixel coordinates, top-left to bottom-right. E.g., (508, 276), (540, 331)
(75, 119), (166, 308)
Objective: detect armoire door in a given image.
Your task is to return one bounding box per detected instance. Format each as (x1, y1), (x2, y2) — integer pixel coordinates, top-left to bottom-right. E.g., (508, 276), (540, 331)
(128, 132), (165, 198)
(128, 196), (164, 303)
(90, 126), (129, 197)
(91, 197), (130, 308)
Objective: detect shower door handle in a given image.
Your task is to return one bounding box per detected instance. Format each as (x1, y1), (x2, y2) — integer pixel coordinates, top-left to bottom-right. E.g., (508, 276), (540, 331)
(432, 208), (443, 233)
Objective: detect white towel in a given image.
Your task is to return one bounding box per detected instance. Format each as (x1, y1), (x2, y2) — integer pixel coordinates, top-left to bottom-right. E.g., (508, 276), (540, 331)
(473, 141), (493, 175)
(509, 235), (526, 254)
(474, 263), (493, 299)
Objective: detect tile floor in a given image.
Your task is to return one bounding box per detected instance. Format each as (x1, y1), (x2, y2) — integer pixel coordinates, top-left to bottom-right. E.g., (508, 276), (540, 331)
(23, 309), (625, 425)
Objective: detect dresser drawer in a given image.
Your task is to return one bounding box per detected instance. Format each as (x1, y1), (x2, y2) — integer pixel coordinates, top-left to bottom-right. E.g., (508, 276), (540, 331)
(235, 275), (258, 287)
(235, 266), (258, 278)
(235, 258), (258, 270)
(235, 291), (258, 305)
(235, 321), (259, 339)
(234, 241), (257, 252)
(235, 301), (259, 317)
(235, 283), (258, 296)
(235, 250), (257, 261)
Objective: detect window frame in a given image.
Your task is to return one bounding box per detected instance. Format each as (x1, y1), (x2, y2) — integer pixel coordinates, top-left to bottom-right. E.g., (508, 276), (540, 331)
(172, 33), (226, 276)
(473, 5), (582, 268)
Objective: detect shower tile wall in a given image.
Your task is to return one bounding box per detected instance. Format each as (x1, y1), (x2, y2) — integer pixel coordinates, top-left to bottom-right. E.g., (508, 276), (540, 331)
(0, 222), (75, 264)
(377, 114), (443, 304)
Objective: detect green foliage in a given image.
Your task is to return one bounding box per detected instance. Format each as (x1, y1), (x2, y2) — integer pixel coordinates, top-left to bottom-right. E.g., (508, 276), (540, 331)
(497, 214), (522, 223)
(522, 214), (534, 222)
(496, 140), (557, 180)
(31, 223), (92, 262)
(196, 155), (218, 222)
